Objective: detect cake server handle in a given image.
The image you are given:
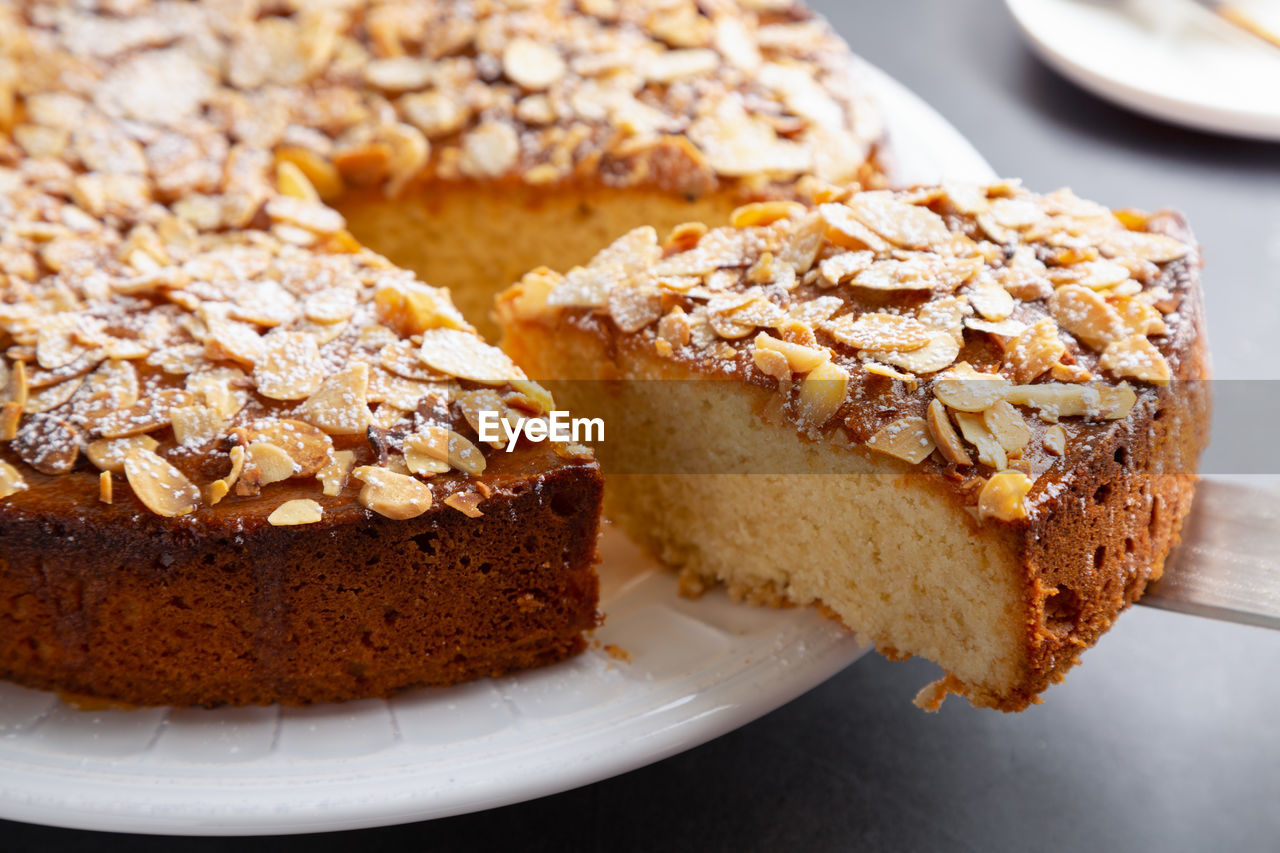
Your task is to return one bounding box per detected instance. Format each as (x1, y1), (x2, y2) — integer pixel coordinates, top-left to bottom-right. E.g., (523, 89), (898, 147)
(1139, 479), (1280, 631)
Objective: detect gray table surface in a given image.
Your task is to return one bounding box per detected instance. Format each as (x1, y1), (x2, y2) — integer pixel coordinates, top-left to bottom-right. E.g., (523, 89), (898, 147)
(8, 1), (1280, 850)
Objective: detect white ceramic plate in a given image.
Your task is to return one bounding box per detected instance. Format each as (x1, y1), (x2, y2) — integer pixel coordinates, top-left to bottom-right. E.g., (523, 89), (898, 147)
(1007, 0), (1280, 140)
(0, 60), (995, 836)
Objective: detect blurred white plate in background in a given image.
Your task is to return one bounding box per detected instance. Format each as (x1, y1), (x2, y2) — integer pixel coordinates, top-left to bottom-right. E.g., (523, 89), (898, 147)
(1007, 0), (1280, 140)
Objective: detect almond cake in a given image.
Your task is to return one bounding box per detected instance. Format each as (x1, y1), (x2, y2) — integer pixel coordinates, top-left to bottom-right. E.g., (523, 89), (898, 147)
(0, 0), (888, 706)
(497, 182), (1210, 711)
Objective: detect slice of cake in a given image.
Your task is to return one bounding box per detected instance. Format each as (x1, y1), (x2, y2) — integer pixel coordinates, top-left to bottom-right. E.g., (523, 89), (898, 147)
(497, 181), (1210, 710)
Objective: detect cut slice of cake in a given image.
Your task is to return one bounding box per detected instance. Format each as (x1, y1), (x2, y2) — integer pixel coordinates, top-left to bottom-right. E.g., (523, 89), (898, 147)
(497, 181), (1210, 711)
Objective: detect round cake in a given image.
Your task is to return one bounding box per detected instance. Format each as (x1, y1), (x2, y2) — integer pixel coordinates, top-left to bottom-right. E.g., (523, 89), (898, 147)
(0, 0), (888, 706)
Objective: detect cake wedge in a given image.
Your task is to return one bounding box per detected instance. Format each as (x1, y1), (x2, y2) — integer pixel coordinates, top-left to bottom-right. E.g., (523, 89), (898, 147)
(497, 181), (1210, 711)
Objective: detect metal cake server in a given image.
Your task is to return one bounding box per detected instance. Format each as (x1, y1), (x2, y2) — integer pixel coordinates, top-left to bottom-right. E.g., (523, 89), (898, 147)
(1140, 479), (1280, 630)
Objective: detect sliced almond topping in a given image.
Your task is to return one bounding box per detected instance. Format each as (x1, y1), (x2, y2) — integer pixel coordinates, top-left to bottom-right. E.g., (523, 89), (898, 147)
(933, 363), (1010, 412)
(1097, 383), (1137, 420)
(368, 368), (437, 411)
(229, 419), (333, 477)
(953, 411), (1008, 470)
(419, 328), (524, 384)
(1048, 260), (1130, 290)
(965, 277), (1015, 321)
(3, 360), (28, 407)
(24, 376), (82, 414)
(170, 405), (229, 446)
(353, 466), (433, 520)
(245, 441), (299, 489)
(1004, 383), (1092, 422)
(1050, 285), (1128, 351)
(204, 445), (245, 506)
(752, 345), (791, 381)
(317, 449), (356, 497)
(1099, 335), (1171, 385)
(845, 192), (953, 250)
(754, 332), (830, 373)
(0, 401), (21, 441)
(268, 498), (324, 526)
(818, 203), (890, 252)
(1044, 424), (1067, 456)
(99, 470), (112, 504)
(374, 280), (469, 337)
(503, 37), (567, 91)
(86, 435), (160, 473)
(866, 416), (935, 464)
(796, 361), (848, 428)
(403, 426), (453, 476)
(205, 315), (265, 366)
(443, 491), (485, 518)
(1004, 319), (1067, 383)
(276, 158), (321, 202)
(303, 288), (357, 325)
(983, 400), (1032, 456)
(1097, 230), (1188, 263)
(91, 389), (194, 438)
(876, 330), (960, 375)
(978, 470), (1034, 523)
(824, 313), (931, 353)
(730, 201), (805, 228)
(608, 286), (663, 333)
(296, 362), (372, 435)
(927, 398), (971, 465)
(123, 447), (200, 518)
(252, 333), (324, 401)
(12, 413), (79, 474)
(0, 460), (28, 500)
(818, 251), (875, 286)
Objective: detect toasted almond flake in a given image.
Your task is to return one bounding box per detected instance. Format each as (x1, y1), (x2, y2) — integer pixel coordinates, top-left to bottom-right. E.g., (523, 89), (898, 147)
(852, 256), (981, 292)
(1050, 285), (1128, 351)
(24, 376), (83, 414)
(317, 449), (356, 496)
(276, 159), (321, 202)
(978, 470), (1033, 522)
(0, 401), (21, 441)
(419, 328), (524, 384)
(965, 317), (1026, 338)
(229, 419), (333, 477)
(818, 203), (890, 252)
(953, 411), (1008, 470)
(275, 147), (344, 201)
(296, 362), (372, 435)
(303, 288), (357, 324)
(845, 192), (953, 250)
(508, 380), (556, 416)
(1097, 383), (1137, 420)
(353, 466), (433, 520)
(245, 441), (299, 487)
(444, 491), (485, 518)
(933, 363), (1010, 412)
(363, 56), (434, 91)
(730, 201), (805, 228)
(99, 470), (113, 504)
(1099, 335), (1171, 385)
(368, 368), (436, 411)
(965, 277), (1015, 321)
(1048, 260), (1130, 290)
(797, 361), (848, 428)
(91, 389), (193, 438)
(866, 416), (935, 464)
(503, 37), (567, 90)
(752, 346), (790, 380)
(862, 359), (917, 384)
(170, 405), (228, 446)
(754, 332), (830, 373)
(3, 360), (28, 407)
(403, 426), (453, 476)
(983, 400), (1032, 456)
(0, 460), (29, 500)
(268, 498), (324, 526)
(876, 330), (960, 375)
(253, 333), (324, 400)
(1044, 424), (1067, 456)
(608, 286), (663, 333)
(86, 435), (160, 473)
(1004, 383), (1093, 422)
(205, 316), (265, 366)
(824, 312), (931, 353)
(459, 121), (520, 179)
(1097, 230), (1189, 263)
(1004, 319), (1067, 383)
(205, 445), (246, 506)
(927, 398), (971, 465)
(123, 447), (200, 518)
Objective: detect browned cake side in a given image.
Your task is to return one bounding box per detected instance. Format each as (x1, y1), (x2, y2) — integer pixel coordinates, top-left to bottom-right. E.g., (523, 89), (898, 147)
(497, 183), (1211, 710)
(0, 447), (602, 707)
